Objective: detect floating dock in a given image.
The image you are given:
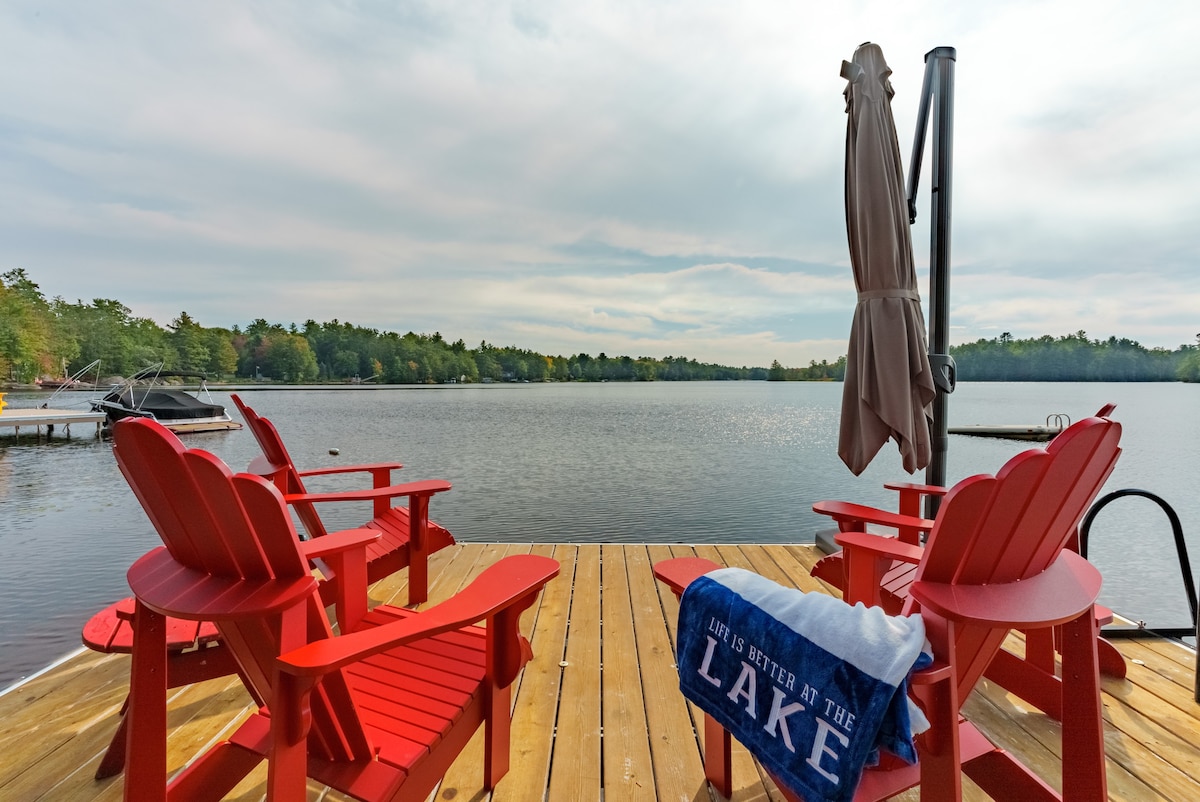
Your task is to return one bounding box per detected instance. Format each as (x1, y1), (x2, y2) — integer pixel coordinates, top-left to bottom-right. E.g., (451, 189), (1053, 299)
(0, 407), (106, 436)
(949, 413), (1075, 442)
(948, 423), (1063, 442)
(1, 542), (1197, 800)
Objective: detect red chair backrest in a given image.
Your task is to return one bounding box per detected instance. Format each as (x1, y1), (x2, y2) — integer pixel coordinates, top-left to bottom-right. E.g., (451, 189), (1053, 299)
(231, 393), (332, 539)
(112, 417), (371, 761)
(911, 414), (1122, 698)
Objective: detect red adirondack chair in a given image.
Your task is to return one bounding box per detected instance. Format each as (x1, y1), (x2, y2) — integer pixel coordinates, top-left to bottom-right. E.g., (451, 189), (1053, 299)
(812, 404), (1117, 597)
(82, 396), (457, 778)
(113, 417), (559, 801)
(813, 404), (1118, 605)
(655, 414), (1119, 801)
(810, 408), (1126, 717)
(231, 393), (453, 606)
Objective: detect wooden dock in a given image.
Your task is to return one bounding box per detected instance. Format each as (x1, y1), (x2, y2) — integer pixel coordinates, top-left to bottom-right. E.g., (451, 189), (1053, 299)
(948, 424), (1063, 442)
(0, 406), (106, 436)
(1, 543), (1197, 801)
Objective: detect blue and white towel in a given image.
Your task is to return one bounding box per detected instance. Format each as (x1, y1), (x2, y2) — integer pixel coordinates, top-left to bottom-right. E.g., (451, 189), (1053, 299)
(676, 567), (931, 802)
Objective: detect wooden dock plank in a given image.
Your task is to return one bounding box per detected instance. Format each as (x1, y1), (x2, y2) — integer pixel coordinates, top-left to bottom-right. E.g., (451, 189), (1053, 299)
(600, 544), (659, 801)
(0, 407), (106, 432)
(546, 543), (603, 800)
(687, 543), (791, 802)
(1125, 635), (1197, 671)
(489, 543), (576, 802)
(1, 543), (1197, 801)
(433, 543), (536, 799)
(364, 537), (467, 609)
(0, 651), (129, 789)
(640, 544), (707, 802)
(1111, 639), (1200, 708)
(0, 660), (130, 800)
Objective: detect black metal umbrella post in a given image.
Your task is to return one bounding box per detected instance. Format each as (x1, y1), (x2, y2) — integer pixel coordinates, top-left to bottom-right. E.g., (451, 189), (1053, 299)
(906, 46), (957, 515)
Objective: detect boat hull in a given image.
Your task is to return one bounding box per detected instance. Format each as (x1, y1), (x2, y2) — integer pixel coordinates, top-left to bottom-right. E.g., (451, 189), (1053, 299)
(91, 387), (242, 434)
(92, 403), (243, 433)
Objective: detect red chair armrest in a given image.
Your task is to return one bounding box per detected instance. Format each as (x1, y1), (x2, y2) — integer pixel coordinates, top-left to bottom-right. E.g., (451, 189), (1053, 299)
(835, 531), (925, 564)
(247, 454), (287, 477)
(883, 481), (947, 497)
(837, 531), (925, 608)
(284, 478), (451, 505)
(278, 554), (560, 677)
(909, 660), (954, 685)
(812, 501), (935, 537)
(296, 461), (403, 480)
(299, 528), (380, 561)
(885, 482), (947, 523)
(301, 529), (380, 632)
(652, 557), (722, 598)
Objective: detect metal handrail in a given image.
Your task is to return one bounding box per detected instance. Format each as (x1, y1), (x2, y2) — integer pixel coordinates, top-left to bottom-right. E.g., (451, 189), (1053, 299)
(1046, 413), (1070, 430)
(1079, 488), (1199, 703)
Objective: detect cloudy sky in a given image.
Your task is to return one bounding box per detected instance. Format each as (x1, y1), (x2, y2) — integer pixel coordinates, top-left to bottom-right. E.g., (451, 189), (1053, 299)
(2, 1), (1197, 367)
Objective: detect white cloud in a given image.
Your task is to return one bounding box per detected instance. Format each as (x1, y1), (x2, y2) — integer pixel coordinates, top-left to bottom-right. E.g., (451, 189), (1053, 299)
(3, 0), (1199, 366)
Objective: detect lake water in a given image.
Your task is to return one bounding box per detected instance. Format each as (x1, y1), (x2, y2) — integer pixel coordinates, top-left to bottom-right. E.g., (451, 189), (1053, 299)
(1, 381), (1196, 689)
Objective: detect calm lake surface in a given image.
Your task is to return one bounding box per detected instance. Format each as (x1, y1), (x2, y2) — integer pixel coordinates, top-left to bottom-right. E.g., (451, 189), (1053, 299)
(1, 381), (1196, 689)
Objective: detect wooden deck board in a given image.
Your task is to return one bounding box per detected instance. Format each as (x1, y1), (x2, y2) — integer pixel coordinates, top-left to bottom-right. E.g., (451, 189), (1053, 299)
(1, 543), (1197, 801)
(640, 544), (708, 802)
(601, 545), (658, 801)
(686, 544), (784, 801)
(547, 542), (604, 800)
(490, 543), (576, 802)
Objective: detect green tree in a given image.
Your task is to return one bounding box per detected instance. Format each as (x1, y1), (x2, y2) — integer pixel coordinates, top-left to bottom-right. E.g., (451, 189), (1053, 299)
(332, 349), (361, 378)
(56, 298), (155, 376)
(474, 345), (502, 382)
(0, 269), (58, 382)
(1177, 336), (1200, 382)
(169, 311), (211, 373)
(256, 332), (319, 381)
(455, 352), (480, 383)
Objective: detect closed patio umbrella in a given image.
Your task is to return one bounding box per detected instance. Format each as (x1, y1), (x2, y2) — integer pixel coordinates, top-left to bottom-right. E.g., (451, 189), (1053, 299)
(838, 42), (936, 476)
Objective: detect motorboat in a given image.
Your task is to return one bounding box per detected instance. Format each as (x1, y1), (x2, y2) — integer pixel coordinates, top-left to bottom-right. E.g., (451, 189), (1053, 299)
(90, 364), (242, 433)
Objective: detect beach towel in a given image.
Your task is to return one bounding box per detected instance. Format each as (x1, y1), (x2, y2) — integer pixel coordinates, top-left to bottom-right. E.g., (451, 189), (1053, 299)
(676, 567), (931, 802)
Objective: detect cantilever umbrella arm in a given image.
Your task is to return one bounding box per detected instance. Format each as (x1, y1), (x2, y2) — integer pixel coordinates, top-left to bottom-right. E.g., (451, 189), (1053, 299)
(906, 45), (958, 504)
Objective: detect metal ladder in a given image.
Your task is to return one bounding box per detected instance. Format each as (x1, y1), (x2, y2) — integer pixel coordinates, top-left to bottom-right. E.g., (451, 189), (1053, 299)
(1079, 489), (1199, 702)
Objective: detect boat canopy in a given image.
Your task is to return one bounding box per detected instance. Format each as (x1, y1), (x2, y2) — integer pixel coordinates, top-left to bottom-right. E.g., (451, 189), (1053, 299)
(101, 388), (224, 420)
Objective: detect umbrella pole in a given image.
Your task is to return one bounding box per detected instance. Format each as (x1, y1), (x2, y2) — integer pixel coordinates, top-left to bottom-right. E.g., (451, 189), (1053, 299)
(908, 46), (957, 515)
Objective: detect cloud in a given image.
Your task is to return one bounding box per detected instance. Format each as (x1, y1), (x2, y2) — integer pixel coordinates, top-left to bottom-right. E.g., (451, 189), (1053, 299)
(3, 0), (1199, 368)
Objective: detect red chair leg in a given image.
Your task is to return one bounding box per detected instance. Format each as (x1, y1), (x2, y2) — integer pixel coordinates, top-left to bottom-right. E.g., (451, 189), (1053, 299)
(703, 712), (732, 799)
(125, 601), (167, 801)
(94, 702), (129, 779)
(408, 495), (431, 605)
(484, 682), (512, 789)
(1058, 612), (1107, 801)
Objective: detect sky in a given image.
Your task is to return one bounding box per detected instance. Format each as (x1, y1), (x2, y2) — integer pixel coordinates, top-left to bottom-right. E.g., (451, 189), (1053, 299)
(2, 1), (1197, 368)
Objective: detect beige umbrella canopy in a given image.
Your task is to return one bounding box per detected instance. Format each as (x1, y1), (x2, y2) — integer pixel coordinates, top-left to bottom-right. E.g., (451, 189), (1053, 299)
(838, 42), (936, 476)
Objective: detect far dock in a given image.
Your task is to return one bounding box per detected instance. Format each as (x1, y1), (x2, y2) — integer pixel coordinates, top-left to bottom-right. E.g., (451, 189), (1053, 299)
(948, 423), (1062, 441)
(949, 412), (1075, 442)
(0, 406), (106, 436)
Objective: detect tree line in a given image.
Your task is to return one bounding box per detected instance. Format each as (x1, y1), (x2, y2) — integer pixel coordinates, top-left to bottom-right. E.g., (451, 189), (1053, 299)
(951, 331), (1200, 382)
(5, 269), (1198, 385)
(2, 269), (790, 384)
